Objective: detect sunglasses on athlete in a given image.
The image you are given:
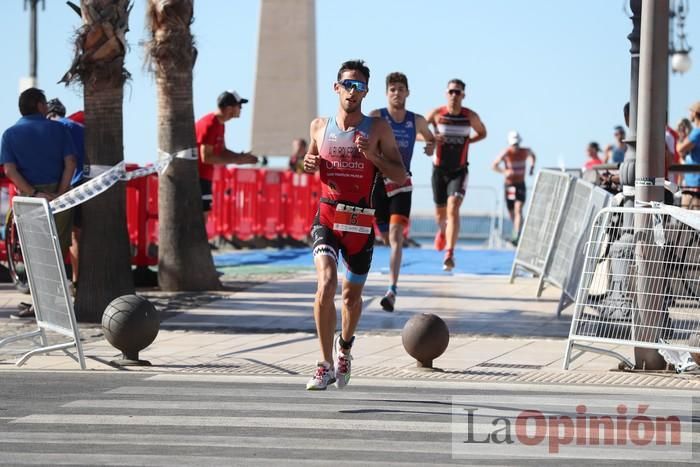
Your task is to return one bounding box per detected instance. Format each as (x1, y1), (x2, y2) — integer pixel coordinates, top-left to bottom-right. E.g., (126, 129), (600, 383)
(338, 79), (368, 93)
(448, 89), (463, 96)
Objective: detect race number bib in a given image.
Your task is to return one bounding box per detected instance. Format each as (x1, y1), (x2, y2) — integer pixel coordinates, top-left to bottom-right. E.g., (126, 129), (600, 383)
(333, 203), (375, 234)
(506, 186), (517, 201)
(384, 176), (413, 197)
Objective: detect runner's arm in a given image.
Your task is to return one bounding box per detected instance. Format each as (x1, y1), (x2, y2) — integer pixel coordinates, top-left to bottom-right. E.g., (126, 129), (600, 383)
(468, 110), (487, 144)
(359, 119), (406, 183)
(414, 114), (435, 155)
(424, 107), (444, 144)
(491, 151), (507, 174)
(303, 118), (324, 173)
(368, 109), (381, 118)
(527, 149), (537, 175)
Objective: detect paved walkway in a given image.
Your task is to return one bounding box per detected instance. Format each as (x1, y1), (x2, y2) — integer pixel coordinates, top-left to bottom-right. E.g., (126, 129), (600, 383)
(0, 271), (657, 384)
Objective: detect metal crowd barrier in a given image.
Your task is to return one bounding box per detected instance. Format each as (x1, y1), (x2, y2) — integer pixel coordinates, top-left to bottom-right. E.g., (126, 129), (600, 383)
(0, 197), (85, 368)
(509, 169), (571, 283)
(541, 180), (612, 316)
(564, 204), (700, 370)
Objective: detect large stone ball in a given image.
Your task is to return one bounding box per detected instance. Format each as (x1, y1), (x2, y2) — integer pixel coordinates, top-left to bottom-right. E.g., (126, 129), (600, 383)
(401, 313), (450, 368)
(102, 294), (159, 356)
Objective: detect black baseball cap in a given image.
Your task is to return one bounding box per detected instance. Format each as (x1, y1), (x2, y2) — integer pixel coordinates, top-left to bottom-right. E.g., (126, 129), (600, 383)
(217, 90), (248, 108)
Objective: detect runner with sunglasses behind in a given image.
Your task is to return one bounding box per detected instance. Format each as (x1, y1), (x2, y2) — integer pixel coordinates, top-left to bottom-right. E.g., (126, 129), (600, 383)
(426, 79), (487, 271)
(303, 60), (406, 390)
(369, 72), (435, 312)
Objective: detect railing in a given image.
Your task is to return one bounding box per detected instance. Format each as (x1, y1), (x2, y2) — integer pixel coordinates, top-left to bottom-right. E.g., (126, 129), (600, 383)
(410, 183), (506, 248)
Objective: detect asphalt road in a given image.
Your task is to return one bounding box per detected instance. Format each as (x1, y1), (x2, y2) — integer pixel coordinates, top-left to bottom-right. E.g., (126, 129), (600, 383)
(0, 371), (696, 466)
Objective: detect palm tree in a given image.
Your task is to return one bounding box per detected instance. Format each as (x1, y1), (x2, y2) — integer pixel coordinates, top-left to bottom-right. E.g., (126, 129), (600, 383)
(61, 0), (134, 322)
(145, 0), (221, 290)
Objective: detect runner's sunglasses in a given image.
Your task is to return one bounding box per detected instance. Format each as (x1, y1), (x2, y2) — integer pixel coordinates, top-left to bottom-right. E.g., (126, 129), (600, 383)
(338, 79), (368, 92)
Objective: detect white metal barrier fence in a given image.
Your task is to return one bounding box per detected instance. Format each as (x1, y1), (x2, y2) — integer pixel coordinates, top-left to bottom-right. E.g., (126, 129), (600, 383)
(0, 197), (85, 368)
(509, 169), (571, 284)
(543, 180), (612, 316)
(564, 204), (700, 370)
(509, 170), (612, 316)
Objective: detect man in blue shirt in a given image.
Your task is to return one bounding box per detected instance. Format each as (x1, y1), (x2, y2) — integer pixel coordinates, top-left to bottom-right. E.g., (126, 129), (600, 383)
(679, 101), (700, 209)
(1, 88), (77, 317)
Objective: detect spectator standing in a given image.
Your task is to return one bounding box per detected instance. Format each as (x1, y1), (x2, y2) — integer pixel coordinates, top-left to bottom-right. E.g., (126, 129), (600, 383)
(195, 90), (258, 225)
(583, 142), (604, 171)
(0, 88), (77, 318)
(604, 126), (627, 164)
(288, 138), (307, 173)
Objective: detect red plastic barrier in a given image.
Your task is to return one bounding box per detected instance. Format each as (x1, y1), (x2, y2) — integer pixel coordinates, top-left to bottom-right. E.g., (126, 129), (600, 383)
(283, 171), (316, 241)
(144, 172), (159, 262)
(259, 169), (285, 240)
(231, 168), (259, 241)
(125, 164), (158, 267)
(208, 166), (227, 240)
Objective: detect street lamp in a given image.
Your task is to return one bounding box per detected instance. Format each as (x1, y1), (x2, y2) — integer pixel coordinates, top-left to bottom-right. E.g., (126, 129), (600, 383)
(669, 0), (692, 73)
(19, 0), (45, 92)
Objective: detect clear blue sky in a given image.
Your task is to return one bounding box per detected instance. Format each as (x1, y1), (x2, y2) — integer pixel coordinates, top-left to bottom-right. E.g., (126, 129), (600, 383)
(1, 0), (698, 213)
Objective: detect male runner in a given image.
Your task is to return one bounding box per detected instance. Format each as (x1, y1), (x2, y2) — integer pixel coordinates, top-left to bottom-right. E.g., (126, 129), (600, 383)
(303, 60), (406, 390)
(369, 72), (434, 312)
(491, 131), (536, 245)
(426, 79), (487, 271)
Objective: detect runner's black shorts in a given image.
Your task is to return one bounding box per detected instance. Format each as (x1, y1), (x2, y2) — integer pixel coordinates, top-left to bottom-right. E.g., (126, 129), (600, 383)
(504, 182), (527, 210)
(374, 179), (412, 233)
(310, 213), (374, 279)
(431, 165), (468, 206)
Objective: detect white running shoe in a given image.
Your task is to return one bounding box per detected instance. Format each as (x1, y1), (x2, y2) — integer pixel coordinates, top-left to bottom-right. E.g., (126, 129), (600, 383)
(335, 349), (353, 389)
(306, 361), (336, 390)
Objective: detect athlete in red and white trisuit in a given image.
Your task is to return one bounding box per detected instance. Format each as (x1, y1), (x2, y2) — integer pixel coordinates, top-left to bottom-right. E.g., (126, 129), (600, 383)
(303, 60), (406, 390)
(492, 131), (536, 245)
(426, 79), (487, 271)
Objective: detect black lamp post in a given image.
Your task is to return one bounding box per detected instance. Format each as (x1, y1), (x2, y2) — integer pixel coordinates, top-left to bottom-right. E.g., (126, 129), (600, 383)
(21, 0), (44, 91)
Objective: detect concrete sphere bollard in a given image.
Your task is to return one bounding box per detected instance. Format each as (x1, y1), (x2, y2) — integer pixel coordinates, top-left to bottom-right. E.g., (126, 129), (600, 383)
(102, 294), (160, 366)
(401, 313), (449, 369)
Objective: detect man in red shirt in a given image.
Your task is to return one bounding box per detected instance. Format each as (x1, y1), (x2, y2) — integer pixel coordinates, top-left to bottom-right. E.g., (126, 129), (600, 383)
(195, 91), (258, 224)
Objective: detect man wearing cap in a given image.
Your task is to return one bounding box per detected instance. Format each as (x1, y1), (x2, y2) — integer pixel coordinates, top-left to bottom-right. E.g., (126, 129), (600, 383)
(491, 131), (536, 245)
(678, 101), (700, 209)
(195, 91), (258, 224)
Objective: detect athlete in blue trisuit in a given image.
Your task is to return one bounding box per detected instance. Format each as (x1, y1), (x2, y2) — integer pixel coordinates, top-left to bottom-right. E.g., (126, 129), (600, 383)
(369, 72), (435, 312)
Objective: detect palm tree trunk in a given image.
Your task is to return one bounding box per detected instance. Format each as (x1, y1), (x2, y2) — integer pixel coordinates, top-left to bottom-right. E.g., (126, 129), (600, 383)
(146, 0), (220, 290)
(62, 0), (134, 322)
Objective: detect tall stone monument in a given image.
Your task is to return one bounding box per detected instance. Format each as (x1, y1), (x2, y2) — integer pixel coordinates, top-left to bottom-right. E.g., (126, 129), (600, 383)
(251, 0), (317, 157)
